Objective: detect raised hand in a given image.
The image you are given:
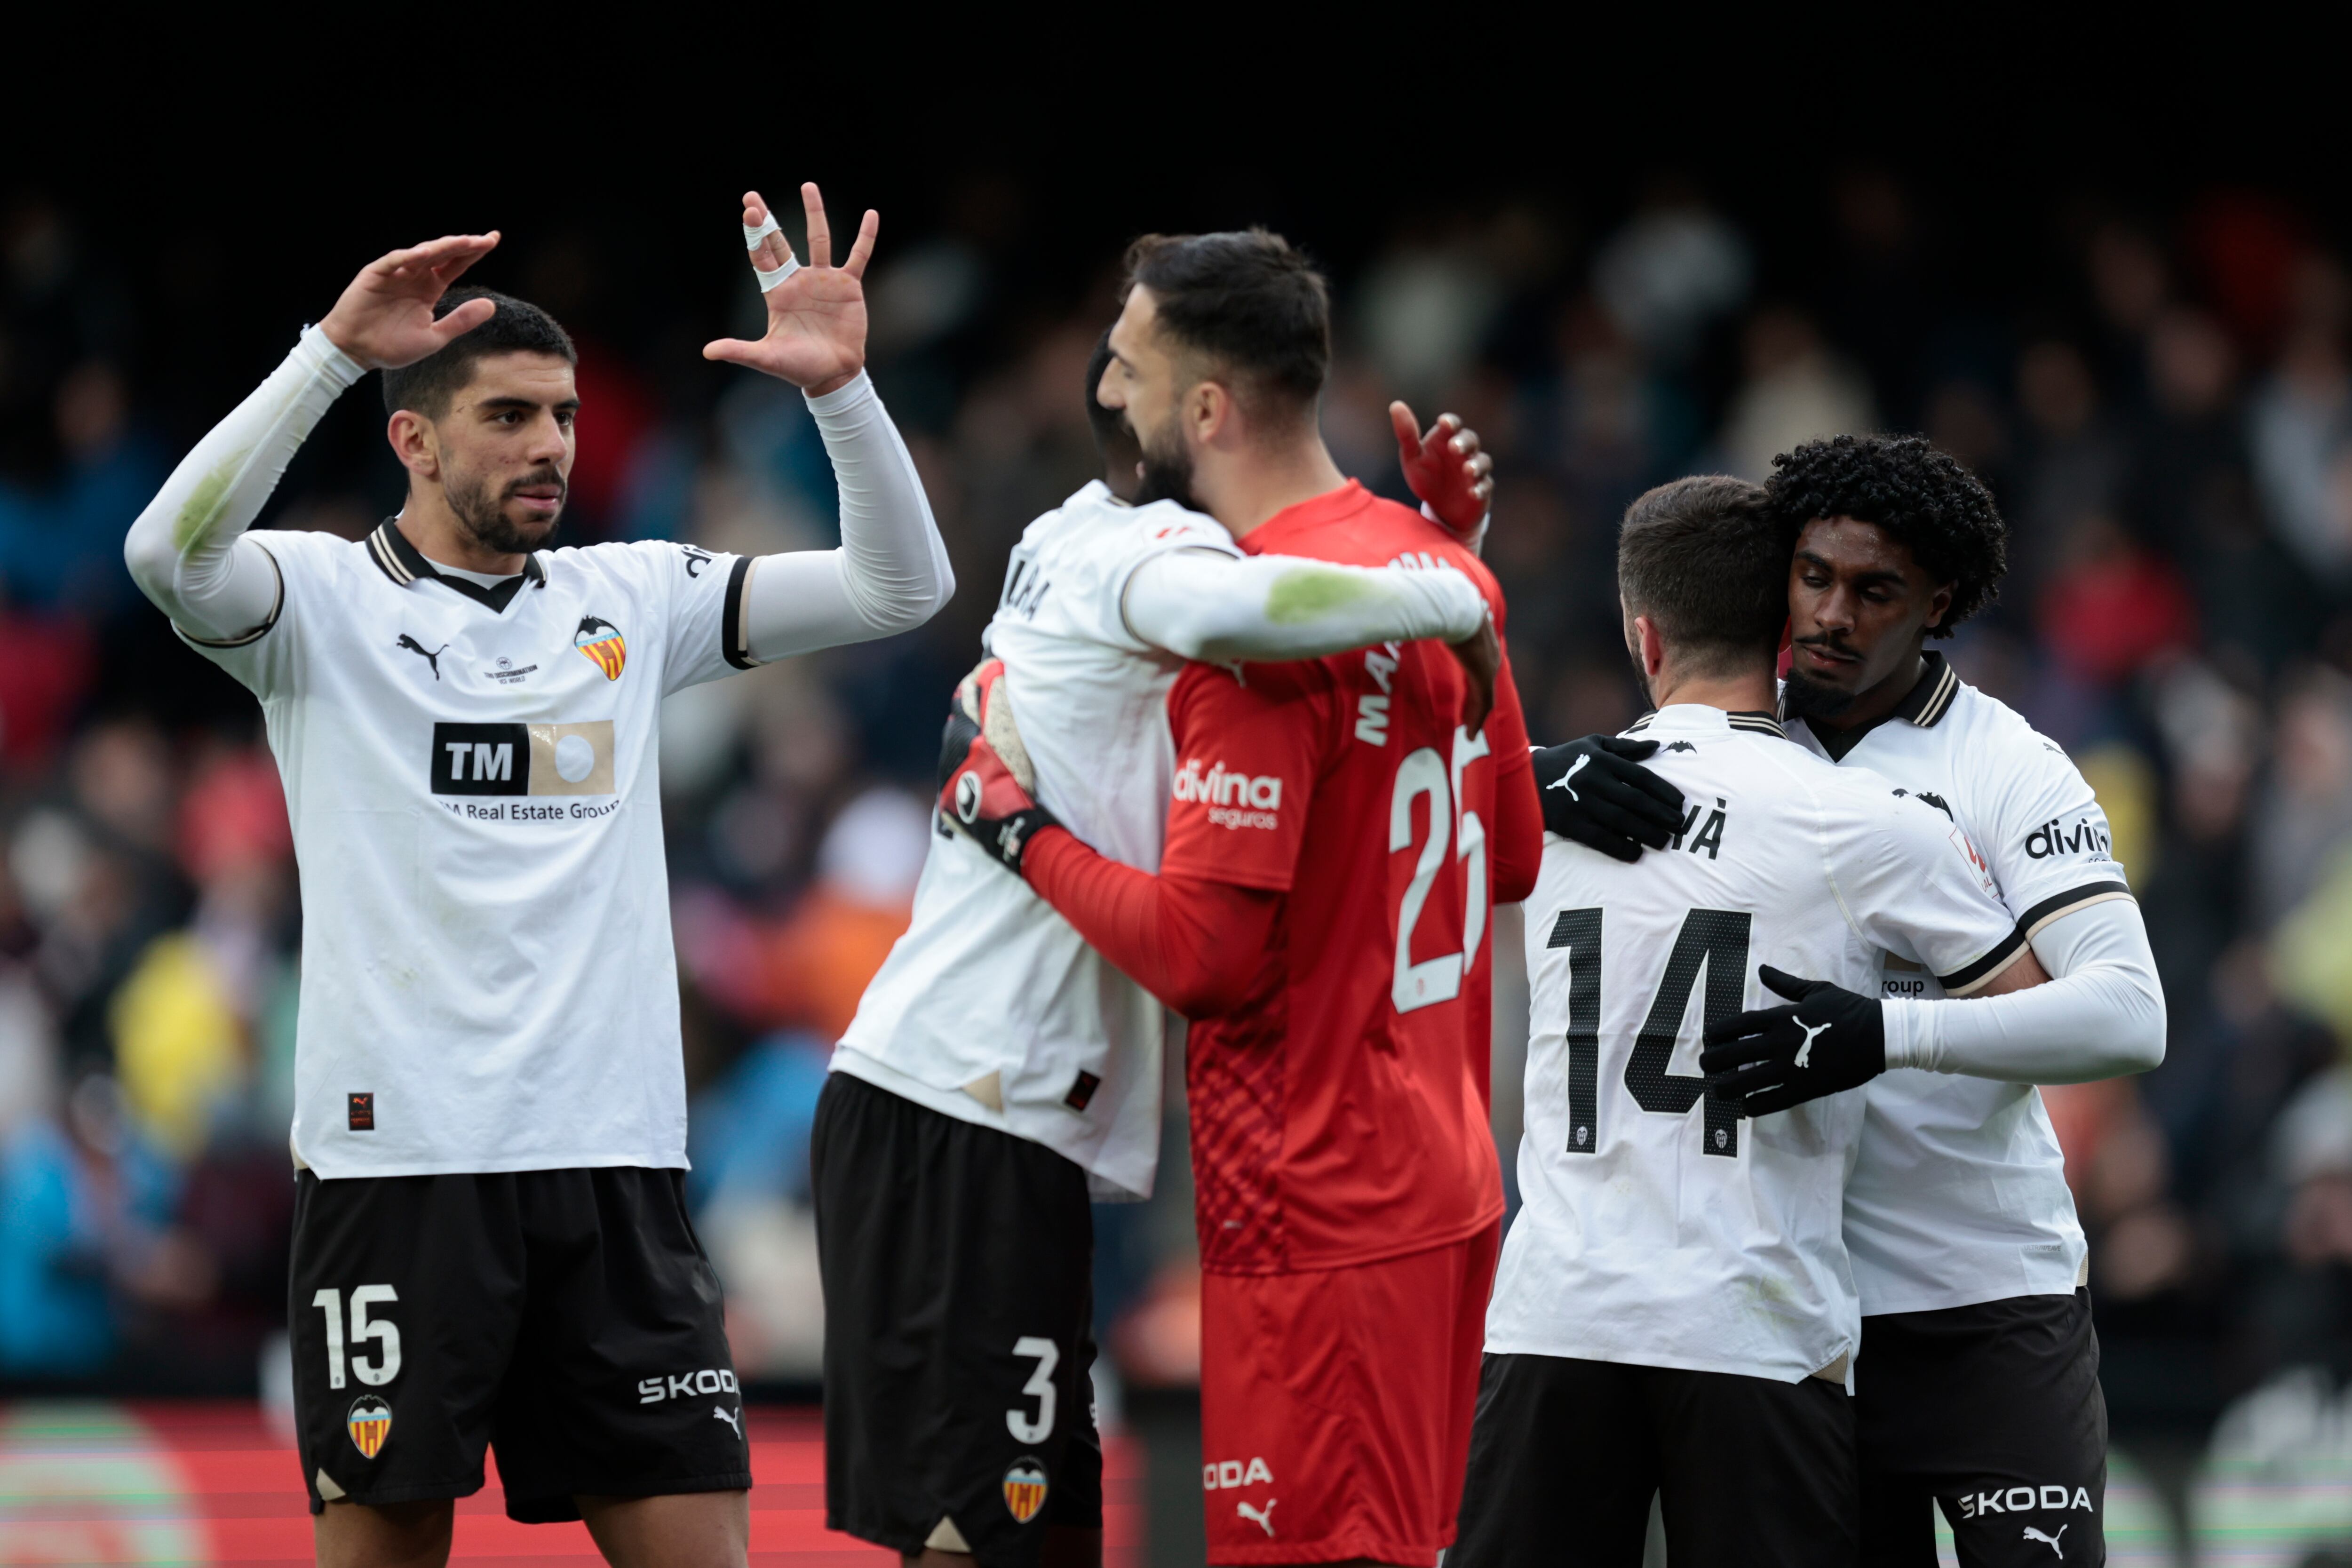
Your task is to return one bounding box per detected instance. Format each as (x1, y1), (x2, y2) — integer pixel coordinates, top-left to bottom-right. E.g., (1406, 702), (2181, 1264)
(1392, 403), (1494, 538)
(318, 234), (501, 370)
(704, 184), (878, 395)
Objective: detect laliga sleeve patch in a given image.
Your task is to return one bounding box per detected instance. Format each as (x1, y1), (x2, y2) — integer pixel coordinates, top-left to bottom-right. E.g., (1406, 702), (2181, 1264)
(347, 1395), (392, 1459)
(1003, 1457), (1049, 1523)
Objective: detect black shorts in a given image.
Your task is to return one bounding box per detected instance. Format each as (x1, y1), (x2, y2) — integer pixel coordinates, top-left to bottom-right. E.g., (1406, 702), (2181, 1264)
(811, 1072), (1101, 1568)
(288, 1166), (749, 1523)
(1454, 1353), (1858, 1568)
(1857, 1289), (2106, 1567)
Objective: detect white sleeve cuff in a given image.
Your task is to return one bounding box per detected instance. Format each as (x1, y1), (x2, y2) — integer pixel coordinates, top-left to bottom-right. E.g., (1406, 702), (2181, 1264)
(803, 367), (876, 418)
(296, 325), (370, 391)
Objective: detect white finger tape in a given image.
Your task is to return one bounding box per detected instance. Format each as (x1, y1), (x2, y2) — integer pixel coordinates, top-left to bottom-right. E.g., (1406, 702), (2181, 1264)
(755, 255), (801, 294)
(743, 212), (782, 250)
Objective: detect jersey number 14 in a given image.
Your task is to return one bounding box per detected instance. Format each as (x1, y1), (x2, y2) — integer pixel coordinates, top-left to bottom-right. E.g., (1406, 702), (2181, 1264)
(1546, 907), (1750, 1158)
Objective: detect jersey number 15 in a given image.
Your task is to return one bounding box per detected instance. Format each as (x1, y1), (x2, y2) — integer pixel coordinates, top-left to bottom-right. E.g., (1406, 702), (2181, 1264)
(1545, 906), (1751, 1159)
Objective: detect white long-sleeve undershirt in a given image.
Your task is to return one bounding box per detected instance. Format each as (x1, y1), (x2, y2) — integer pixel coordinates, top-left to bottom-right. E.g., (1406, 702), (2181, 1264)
(122, 329), (952, 655)
(1882, 897), (2167, 1082)
(1121, 546), (1486, 662)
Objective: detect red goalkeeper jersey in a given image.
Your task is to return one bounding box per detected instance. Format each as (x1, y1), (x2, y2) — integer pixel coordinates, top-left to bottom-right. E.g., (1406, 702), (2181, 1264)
(1163, 481), (1539, 1274)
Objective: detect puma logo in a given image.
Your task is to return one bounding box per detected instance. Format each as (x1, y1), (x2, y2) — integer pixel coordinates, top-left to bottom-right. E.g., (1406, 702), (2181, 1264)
(396, 635), (448, 680)
(1794, 1017), (1832, 1068)
(1547, 754), (1591, 801)
(712, 1406), (740, 1437)
(2022, 1523), (2066, 1556)
(1236, 1499), (1277, 1537)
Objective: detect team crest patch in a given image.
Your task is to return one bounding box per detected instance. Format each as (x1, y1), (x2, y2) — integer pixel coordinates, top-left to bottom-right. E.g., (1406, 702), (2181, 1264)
(573, 615), (626, 680)
(347, 1395), (392, 1459)
(1002, 1457), (1049, 1523)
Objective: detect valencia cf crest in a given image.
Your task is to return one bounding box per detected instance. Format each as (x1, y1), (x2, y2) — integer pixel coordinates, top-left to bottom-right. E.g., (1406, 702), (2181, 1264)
(1002, 1457), (1049, 1523)
(574, 615), (627, 680)
(347, 1395), (392, 1459)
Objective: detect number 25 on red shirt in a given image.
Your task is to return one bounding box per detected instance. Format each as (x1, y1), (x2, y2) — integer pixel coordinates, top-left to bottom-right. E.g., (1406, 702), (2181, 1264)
(1391, 727), (1490, 1014)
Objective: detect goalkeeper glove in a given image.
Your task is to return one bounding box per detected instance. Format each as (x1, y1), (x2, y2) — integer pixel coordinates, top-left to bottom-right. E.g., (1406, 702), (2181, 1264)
(1699, 966), (1887, 1116)
(937, 659), (1059, 875)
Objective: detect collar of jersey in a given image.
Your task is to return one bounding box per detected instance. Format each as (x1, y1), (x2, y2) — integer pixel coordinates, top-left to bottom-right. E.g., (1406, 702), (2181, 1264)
(367, 519), (546, 613)
(1242, 479), (1375, 552)
(1624, 704), (1786, 740)
(1783, 650), (1959, 759)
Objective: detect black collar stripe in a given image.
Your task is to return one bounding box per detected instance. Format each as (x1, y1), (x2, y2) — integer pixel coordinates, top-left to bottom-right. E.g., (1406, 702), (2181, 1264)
(367, 520), (545, 613)
(1727, 710), (1786, 738)
(1891, 653), (1959, 729)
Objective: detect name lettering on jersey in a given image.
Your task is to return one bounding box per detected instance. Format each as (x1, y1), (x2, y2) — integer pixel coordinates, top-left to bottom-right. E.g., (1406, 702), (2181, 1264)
(1669, 797), (1729, 860)
(430, 721), (618, 812)
(1952, 1484), (2093, 1520)
(1385, 550), (1445, 571)
(636, 1368), (740, 1404)
(2024, 815), (2112, 860)
(1174, 756), (1283, 831)
(1355, 642), (1400, 746)
(998, 549), (1051, 621)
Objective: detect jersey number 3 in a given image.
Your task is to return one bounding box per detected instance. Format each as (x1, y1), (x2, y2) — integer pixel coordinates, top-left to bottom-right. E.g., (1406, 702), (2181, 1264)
(1547, 907), (1750, 1158)
(1391, 732), (1491, 1014)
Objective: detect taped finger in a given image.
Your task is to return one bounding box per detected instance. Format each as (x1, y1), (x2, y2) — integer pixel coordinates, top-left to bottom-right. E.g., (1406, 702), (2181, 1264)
(744, 211), (782, 251)
(755, 255), (802, 294)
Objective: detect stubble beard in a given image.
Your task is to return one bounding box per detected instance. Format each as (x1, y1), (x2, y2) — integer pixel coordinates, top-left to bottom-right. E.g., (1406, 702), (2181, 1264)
(447, 466), (564, 557)
(1780, 665), (1859, 721)
(1130, 412), (1199, 512)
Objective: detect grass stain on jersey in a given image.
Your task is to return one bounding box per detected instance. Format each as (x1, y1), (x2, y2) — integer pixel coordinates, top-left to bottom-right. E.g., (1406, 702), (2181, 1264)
(1266, 566), (1376, 623)
(174, 448), (252, 549)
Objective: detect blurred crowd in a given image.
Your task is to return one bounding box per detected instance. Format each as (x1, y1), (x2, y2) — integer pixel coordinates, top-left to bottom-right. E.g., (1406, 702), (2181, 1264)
(2, 170), (2351, 1497)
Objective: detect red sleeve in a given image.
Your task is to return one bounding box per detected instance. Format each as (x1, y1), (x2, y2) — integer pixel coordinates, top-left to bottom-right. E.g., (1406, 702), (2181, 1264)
(1159, 661), (1330, 891)
(1487, 645), (1542, 904)
(1023, 828), (1279, 1018)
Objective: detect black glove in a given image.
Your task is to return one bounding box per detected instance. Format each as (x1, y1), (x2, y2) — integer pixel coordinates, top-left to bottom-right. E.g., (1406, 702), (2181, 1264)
(1700, 966), (1887, 1117)
(1532, 735), (1687, 862)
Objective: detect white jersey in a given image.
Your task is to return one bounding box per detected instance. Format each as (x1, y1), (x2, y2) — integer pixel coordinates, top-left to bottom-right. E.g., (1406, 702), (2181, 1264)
(1487, 704), (2022, 1382)
(1788, 653), (2131, 1314)
(186, 521), (762, 1178)
(834, 481), (1240, 1199)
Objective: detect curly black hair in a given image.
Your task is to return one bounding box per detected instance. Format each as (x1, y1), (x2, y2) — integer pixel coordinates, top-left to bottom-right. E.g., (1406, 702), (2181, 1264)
(1762, 433), (2008, 637)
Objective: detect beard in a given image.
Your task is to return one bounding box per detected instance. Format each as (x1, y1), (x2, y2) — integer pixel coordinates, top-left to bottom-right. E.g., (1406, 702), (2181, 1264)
(1130, 413), (1199, 511)
(447, 465), (565, 556)
(1780, 664), (1859, 720)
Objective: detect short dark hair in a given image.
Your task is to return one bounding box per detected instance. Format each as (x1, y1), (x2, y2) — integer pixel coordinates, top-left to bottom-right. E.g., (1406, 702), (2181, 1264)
(1122, 228), (1329, 423)
(381, 287), (576, 419)
(1617, 475), (1789, 673)
(1763, 434), (2007, 637)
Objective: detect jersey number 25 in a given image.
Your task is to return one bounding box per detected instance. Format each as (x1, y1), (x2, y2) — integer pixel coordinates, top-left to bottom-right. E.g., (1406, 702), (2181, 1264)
(1390, 731), (1491, 1014)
